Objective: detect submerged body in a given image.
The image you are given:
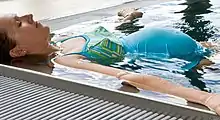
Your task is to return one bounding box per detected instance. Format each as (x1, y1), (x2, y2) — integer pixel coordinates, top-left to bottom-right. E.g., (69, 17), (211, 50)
(121, 27), (212, 70)
(52, 26), (212, 70)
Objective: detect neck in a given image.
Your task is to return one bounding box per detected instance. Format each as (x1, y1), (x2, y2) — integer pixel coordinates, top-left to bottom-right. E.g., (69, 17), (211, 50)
(27, 43), (60, 56)
(43, 44), (60, 55)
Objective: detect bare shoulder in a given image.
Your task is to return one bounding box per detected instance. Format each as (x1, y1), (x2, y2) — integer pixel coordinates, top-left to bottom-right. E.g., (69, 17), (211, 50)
(54, 55), (82, 68)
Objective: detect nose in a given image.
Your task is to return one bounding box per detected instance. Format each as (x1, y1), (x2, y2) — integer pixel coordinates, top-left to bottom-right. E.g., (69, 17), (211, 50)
(26, 14), (34, 24)
(20, 14), (34, 24)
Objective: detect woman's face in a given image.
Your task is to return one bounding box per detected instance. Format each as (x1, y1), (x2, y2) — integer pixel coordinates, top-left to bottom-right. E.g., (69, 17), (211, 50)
(0, 14), (50, 57)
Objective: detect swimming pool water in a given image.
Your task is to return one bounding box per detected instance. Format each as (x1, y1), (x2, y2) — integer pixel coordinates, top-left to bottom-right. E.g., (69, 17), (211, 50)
(53, 0), (220, 94)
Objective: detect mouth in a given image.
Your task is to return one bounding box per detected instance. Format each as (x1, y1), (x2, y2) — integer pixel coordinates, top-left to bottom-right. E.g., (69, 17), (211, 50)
(36, 21), (43, 28)
(35, 21), (38, 28)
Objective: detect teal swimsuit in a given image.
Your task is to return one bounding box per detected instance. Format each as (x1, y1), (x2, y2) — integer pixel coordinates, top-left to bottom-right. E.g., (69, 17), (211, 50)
(121, 27), (212, 70)
(51, 26), (125, 65)
(52, 26), (212, 70)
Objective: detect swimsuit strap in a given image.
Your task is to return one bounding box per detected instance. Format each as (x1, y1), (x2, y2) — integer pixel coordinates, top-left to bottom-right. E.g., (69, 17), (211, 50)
(50, 35), (88, 44)
(50, 35), (90, 56)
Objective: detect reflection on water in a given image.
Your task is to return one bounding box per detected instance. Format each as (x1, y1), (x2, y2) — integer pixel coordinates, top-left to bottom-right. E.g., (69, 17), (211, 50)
(175, 0), (216, 41)
(184, 70), (209, 92)
(115, 19), (144, 35)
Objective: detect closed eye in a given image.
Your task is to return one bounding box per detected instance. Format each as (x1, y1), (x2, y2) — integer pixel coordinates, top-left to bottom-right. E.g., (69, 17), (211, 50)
(16, 21), (22, 27)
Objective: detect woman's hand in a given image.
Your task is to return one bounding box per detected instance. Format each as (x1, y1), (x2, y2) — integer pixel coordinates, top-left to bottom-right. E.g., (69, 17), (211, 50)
(203, 93), (220, 115)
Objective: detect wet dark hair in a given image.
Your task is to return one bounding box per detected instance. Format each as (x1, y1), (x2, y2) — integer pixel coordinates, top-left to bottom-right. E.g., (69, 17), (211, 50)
(0, 28), (16, 64)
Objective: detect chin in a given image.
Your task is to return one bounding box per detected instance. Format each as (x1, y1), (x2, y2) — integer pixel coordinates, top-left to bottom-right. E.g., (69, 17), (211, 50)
(45, 26), (50, 33)
(43, 27), (51, 39)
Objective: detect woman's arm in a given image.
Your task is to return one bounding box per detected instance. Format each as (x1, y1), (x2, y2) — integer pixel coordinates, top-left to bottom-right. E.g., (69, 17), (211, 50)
(55, 56), (220, 115)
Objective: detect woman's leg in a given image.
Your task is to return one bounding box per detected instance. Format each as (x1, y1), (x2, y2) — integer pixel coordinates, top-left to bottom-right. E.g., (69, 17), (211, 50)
(200, 41), (216, 48)
(196, 58), (214, 70)
(195, 42), (216, 69)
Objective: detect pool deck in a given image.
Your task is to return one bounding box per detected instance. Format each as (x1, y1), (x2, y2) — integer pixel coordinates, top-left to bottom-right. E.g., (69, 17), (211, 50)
(0, 64), (218, 119)
(41, 0), (174, 31)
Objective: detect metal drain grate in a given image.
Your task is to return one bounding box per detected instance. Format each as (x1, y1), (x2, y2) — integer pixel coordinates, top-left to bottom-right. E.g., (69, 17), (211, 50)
(0, 75), (200, 120)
